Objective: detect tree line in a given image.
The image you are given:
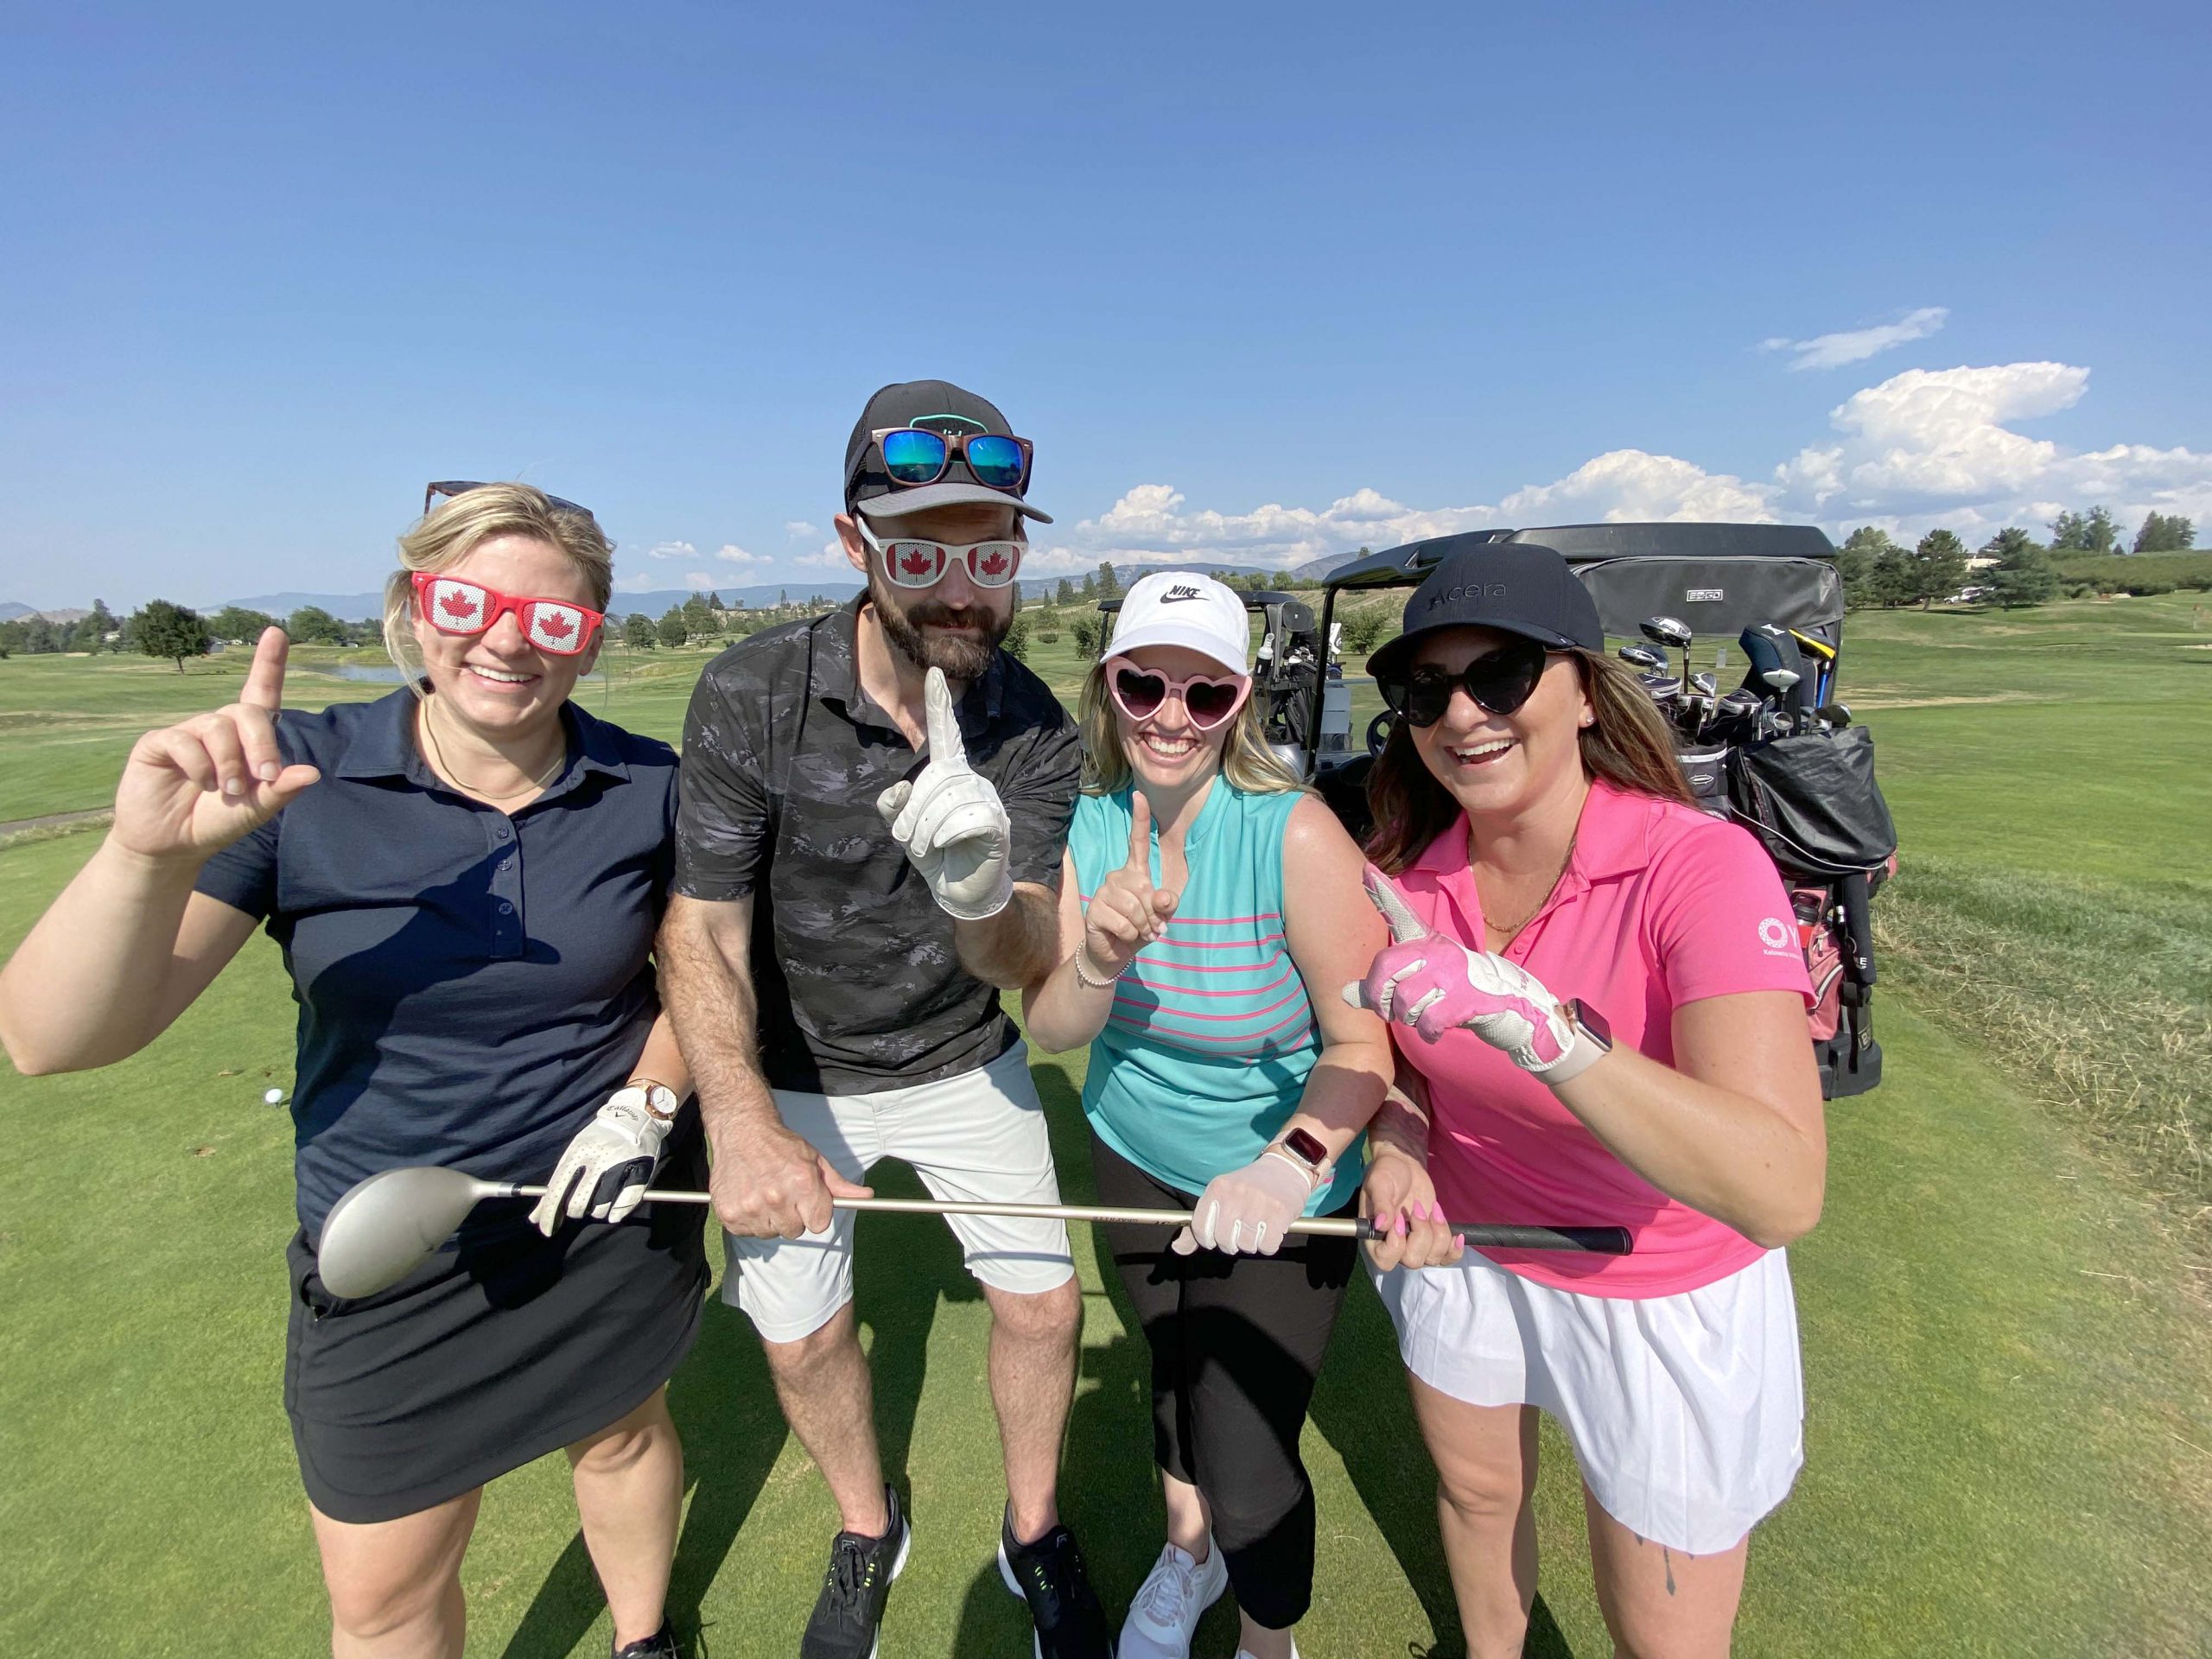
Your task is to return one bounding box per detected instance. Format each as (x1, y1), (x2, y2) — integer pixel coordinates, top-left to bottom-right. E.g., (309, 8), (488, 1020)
(1834, 507), (2198, 613)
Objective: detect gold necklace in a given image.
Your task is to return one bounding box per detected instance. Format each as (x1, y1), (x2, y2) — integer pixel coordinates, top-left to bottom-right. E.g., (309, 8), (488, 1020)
(1482, 836), (1577, 943)
(419, 700), (566, 802)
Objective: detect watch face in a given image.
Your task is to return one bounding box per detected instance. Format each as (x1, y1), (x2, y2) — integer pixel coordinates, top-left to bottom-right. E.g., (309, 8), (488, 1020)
(1569, 998), (1611, 1046)
(1282, 1127), (1329, 1168)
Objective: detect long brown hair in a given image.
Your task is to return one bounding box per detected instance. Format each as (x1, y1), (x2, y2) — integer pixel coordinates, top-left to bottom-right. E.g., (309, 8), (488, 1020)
(1364, 647), (1694, 873)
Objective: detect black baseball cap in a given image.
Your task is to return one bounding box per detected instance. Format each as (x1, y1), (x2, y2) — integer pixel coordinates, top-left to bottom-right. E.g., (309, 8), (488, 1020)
(842, 378), (1053, 524)
(1365, 543), (1602, 681)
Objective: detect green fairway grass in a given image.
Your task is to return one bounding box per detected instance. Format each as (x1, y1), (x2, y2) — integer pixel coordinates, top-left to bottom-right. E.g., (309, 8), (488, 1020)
(3, 589), (2209, 1654)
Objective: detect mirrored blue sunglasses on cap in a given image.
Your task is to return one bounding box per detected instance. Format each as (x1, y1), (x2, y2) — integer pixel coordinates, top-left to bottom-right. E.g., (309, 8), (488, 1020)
(872, 427), (1033, 493)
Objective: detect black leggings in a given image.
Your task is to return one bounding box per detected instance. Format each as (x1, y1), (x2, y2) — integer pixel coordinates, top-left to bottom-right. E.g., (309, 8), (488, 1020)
(1089, 1133), (1357, 1631)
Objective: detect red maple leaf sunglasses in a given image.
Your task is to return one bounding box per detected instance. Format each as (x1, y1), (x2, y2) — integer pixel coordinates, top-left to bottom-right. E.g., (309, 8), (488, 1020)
(410, 571), (606, 656)
(854, 517), (1024, 590)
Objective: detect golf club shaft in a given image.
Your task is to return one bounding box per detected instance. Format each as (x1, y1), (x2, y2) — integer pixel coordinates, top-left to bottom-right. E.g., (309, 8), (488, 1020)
(491, 1185), (1630, 1254)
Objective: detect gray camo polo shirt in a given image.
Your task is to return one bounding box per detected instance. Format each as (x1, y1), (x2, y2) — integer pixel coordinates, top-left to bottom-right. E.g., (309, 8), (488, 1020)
(674, 598), (1080, 1094)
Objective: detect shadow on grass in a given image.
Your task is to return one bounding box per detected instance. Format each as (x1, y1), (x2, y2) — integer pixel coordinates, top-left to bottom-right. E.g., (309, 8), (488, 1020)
(498, 1140), (976, 1656)
(958, 1063), (1579, 1658)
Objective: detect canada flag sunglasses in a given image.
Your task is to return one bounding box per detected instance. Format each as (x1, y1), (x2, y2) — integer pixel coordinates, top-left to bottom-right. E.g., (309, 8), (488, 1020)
(411, 571), (606, 656)
(855, 517), (1024, 589)
(1105, 656), (1251, 731)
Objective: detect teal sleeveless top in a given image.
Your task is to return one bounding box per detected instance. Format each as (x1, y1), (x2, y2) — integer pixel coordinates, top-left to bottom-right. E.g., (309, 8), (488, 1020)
(1068, 781), (1362, 1211)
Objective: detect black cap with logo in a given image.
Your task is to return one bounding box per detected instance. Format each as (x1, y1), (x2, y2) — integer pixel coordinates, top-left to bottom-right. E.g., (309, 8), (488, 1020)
(1365, 542), (1603, 681)
(842, 378), (1053, 524)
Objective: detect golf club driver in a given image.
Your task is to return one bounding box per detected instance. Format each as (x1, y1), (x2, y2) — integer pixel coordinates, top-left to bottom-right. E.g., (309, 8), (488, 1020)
(317, 1165), (1633, 1298)
(1759, 667), (1802, 738)
(1640, 615), (1694, 686)
(1618, 643), (1666, 673)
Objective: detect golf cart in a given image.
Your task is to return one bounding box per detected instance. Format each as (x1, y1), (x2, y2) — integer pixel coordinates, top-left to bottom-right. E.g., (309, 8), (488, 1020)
(1098, 524), (1896, 1100)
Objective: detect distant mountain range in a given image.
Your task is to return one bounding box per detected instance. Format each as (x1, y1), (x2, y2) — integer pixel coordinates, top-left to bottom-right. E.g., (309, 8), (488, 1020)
(0, 602), (89, 624)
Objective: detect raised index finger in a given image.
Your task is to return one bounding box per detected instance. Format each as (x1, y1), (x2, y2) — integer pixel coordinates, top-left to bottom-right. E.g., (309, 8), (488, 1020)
(1126, 791), (1153, 871)
(1362, 863), (1431, 944)
(239, 627), (290, 712)
(922, 666), (965, 765)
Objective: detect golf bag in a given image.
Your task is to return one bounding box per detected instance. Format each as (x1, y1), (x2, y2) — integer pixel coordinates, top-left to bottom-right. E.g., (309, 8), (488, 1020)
(1727, 723), (1898, 1099)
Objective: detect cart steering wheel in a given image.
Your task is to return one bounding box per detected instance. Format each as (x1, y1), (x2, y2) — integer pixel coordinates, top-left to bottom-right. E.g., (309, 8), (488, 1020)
(1366, 710), (1396, 758)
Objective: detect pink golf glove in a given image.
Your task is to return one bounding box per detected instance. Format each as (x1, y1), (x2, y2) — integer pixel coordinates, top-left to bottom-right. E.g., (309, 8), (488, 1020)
(1344, 865), (1601, 1083)
(1172, 1146), (1324, 1256)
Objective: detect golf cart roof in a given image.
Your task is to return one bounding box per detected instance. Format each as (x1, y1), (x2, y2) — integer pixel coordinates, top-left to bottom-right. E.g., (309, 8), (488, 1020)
(1322, 523), (1844, 640)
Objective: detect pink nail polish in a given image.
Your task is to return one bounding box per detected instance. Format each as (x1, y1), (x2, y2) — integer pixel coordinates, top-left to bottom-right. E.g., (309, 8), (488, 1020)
(1394, 1211), (1408, 1237)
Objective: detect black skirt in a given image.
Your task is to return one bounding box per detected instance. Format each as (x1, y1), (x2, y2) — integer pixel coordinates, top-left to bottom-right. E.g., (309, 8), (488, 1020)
(283, 1120), (710, 1524)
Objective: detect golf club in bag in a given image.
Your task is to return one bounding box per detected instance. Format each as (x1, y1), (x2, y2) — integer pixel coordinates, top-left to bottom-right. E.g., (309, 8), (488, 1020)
(1727, 718), (1899, 1097)
(315, 1166), (1634, 1300)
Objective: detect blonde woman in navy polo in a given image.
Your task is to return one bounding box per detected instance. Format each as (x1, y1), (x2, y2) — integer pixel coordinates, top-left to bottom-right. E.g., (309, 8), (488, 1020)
(1022, 573), (1395, 1659)
(0, 486), (702, 1659)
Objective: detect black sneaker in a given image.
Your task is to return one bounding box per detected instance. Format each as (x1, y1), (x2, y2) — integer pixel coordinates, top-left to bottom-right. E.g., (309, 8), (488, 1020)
(613, 1621), (681, 1659)
(800, 1485), (912, 1659)
(996, 1509), (1115, 1659)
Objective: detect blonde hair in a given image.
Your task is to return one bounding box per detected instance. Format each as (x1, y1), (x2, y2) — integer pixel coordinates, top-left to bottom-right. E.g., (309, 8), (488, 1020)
(381, 484), (614, 690)
(1077, 659), (1305, 797)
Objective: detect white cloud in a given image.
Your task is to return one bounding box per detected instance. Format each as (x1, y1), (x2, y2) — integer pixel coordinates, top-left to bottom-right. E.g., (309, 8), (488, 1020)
(1764, 359), (2212, 539)
(683, 571), (720, 591)
(1039, 359), (2211, 569)
(784, 520), (820, 538)
(639, 539), (697, 562)
(795, 539), (856, 570)
(715, 543), (767, 567)
(1043, 454), (1773, 575)
(1760, 306), (1949, 372)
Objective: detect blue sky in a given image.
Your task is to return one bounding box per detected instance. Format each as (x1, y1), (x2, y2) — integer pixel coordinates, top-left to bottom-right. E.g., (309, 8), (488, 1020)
(3, 0), (2207, 610)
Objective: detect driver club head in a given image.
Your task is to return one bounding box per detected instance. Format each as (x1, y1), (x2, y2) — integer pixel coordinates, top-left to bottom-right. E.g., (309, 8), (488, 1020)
(1640, 615), (1694, 652)
(316, 1166), (511, 1299)
(1761, 668), (1802, 696)
(1619, 644), (1666, 671)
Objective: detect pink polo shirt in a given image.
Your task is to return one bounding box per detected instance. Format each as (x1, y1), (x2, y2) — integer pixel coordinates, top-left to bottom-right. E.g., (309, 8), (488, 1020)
(1392, 779), (1813, 1297)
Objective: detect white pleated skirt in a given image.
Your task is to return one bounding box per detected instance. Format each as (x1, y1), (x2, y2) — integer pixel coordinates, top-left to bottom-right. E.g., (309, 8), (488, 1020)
(1373, 1248), (1805, 1554)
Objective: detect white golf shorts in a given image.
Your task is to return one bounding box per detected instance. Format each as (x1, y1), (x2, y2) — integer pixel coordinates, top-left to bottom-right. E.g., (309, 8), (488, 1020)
(1373, 1247), (1805, 1555)
(722, 1043), (1076, 1342)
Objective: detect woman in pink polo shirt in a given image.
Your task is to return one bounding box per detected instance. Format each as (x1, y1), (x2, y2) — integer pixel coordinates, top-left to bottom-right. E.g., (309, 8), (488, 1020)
(1349, 543), (1824, 1659)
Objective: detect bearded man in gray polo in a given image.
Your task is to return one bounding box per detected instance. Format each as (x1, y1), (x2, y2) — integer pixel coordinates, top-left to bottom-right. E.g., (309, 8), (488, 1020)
(662, 380), (1112, 1659)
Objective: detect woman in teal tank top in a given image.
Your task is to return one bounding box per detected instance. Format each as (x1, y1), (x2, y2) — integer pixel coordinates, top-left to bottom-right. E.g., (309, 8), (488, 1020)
(1024, 573), (1393, 1659)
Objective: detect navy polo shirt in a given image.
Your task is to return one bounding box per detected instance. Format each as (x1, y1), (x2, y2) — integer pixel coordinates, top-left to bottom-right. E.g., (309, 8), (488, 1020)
(194, 688), (680, 1237)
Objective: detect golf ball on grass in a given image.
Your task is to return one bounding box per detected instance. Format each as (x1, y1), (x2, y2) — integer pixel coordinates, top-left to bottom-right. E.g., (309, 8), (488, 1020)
(264, 1088), (286, 1105)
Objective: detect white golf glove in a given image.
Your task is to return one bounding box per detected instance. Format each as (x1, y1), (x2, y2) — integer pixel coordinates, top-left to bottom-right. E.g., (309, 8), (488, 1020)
(1172, 1146), (1327, 1257)
(530, 1086), (672, 1236)
(876, 665), (1014, 921)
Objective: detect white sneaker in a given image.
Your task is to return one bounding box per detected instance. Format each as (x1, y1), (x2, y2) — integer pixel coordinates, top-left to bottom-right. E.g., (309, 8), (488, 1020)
(1118, 1537), (1229, 1658)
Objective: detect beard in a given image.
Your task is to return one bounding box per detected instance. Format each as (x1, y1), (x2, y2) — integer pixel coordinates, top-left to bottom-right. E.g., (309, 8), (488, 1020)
(868, 568), (1009, 681)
